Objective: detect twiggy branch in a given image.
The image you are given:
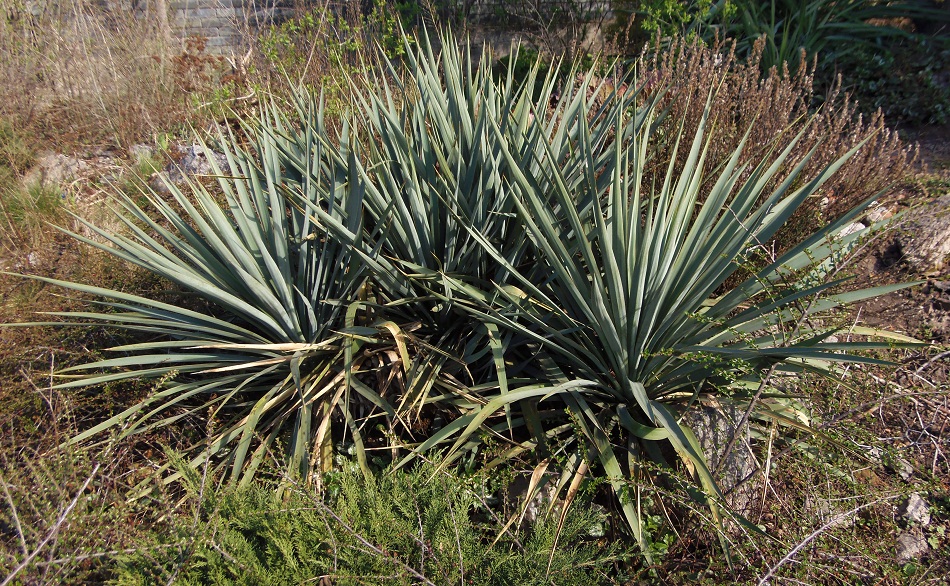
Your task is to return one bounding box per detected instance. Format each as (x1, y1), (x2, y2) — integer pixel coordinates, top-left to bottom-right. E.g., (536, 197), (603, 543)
(1, 462), (100, 586)
(716, 362), (778, 476)
(757, 495), (898, 586)
(915, 350), (950, 375)
(0, 471), (28, 556)
(33, 543), (181, 567)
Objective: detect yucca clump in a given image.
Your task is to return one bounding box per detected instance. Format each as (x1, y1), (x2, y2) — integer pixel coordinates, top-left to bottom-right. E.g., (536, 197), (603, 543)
(9, 30), (917, 557)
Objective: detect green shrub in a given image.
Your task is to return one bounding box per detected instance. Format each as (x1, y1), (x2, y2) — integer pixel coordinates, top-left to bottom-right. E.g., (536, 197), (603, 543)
(37, 117), (380, 488)
(613, 0), (950, 125)
(253, 0), (412, 109)
(114, 462), (627, 585)
(709, 0), (945, 73)
(616, 0), (948, 71)
(834, 36), (950, 126)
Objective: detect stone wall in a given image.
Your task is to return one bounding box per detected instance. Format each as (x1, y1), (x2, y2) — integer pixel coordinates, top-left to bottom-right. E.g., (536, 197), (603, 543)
(76, 0), (611, 54)
(15, 1), (292, 52)
(148, 0), (611, 52)
(136, 0), (295, 51)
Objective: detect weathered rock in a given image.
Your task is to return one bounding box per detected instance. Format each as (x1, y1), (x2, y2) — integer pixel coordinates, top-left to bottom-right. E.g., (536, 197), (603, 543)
(684, 404), (756, 512)
(162, 144), (230, 184)
(898, 460), (915, 481)
(900, 493), (931, 527)
(23, 152), (89, 188)
(865, 204), (896, 224)
(128, 144), (154, 163)
(899, 193), (950, 274)
(838, 221), (868, 239)
(180, 144), (228, 175)
(865, 446), (915, 481)
(896, 529), (929, 563)
(151, 144), (230, 192)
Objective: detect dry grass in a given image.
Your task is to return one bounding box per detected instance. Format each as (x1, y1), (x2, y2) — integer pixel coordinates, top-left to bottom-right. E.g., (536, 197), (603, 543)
(0, 1), (232, 149)
(0, 369), (169, 584)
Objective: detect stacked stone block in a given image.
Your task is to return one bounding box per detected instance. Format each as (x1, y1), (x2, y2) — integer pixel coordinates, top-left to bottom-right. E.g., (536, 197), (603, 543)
(164, 1), (292, 51)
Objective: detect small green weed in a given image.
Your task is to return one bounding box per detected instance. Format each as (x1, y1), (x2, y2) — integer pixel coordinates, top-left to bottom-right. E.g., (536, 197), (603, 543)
(3, 181), (65, 226)
(0, 179), (67, 254)
(0, 116), (65, 250)
(0, 117), (35, 174)
(252, 0), (413, 118)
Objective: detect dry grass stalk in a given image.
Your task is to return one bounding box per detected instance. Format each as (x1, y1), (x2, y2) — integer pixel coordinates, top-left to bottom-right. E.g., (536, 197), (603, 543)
(0, 1), (229, 149)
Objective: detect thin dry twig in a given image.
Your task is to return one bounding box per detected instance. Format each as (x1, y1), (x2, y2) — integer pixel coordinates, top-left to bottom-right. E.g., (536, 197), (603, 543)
(717, 362), (779, 476)
(915, 350), (950, 375)
(32, 543), (181, 568)
(0, 471), (28, 556)
(756, 494), (898, 586)
(0, 462), (100, 586)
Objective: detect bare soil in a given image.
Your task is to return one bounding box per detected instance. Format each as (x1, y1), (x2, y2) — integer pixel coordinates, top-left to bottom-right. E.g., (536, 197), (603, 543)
(817, 123), (950, 579)
(845, 124), (950, 346)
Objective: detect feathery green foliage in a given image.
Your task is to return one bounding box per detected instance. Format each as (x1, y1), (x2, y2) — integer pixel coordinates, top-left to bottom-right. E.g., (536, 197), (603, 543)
(114, 461), (627, 586)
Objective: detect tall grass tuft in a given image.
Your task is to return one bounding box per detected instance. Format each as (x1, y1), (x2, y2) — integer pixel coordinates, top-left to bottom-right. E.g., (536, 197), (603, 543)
(0, 1), (230, 148)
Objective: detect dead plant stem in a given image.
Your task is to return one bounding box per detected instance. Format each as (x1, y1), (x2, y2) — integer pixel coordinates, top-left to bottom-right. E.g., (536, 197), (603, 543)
(0, 462), (100, 586)
(756, 494), (897, 586)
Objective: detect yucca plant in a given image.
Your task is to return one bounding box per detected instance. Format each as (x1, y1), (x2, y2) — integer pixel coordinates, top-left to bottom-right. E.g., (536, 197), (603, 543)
(6, 29), (917, 562)
(5, 104), (399, 487)
(265, 32), (917, 556)
(389, 63), (918, 555)
(270, 34), (652, 423)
